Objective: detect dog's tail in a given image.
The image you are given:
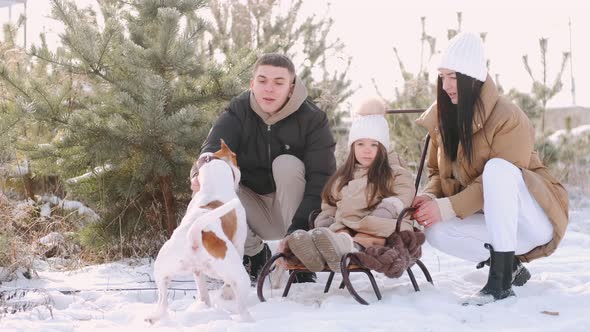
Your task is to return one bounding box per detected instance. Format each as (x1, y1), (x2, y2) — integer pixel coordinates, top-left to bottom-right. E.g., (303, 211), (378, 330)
(186, 198), (241, 244)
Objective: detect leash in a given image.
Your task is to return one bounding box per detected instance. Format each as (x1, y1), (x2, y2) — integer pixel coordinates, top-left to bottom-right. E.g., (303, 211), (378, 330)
(1, 286), (197, 295)
(0, 278), (225, 295)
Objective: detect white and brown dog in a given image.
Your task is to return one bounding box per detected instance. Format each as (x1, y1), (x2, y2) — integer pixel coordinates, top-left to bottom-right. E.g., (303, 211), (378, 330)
(145, 141), (252, 323)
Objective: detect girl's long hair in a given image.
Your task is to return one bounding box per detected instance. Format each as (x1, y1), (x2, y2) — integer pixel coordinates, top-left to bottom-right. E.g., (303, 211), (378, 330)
(436, 72), (484, 164)
(322, 143), (395, 209)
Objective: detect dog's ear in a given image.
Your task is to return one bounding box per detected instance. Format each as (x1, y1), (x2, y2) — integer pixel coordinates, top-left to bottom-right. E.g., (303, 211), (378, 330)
(214, 139), (238, 167)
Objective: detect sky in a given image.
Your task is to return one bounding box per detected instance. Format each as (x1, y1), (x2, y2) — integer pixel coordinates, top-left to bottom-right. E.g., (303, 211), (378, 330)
(1, 0), (589, 109)
(304, 0), (590, 109)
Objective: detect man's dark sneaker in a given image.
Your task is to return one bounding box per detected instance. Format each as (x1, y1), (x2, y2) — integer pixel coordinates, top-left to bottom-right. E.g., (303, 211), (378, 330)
(243, 243), (272, 284)
(292, 271), (316, 283)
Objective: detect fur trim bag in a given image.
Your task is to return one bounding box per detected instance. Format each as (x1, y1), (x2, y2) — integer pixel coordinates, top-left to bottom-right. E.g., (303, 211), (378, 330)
(280, 230), (426, 274)
(353, 230), (426, 278)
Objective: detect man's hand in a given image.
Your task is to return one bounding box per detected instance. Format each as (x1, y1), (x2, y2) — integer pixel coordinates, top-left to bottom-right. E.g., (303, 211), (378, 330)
(190, 176), (200, 193)
(414, 200), (441, 228)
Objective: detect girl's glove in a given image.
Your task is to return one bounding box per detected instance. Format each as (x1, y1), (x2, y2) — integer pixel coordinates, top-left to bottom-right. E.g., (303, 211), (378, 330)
(369, 197), (404, 219)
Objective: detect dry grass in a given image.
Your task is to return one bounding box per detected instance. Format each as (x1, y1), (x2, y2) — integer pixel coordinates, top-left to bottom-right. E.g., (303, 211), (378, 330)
(0, 193), (94, 280)
(0, 194), (36, 281)
(0, 192), (170, 280)
(74, 198), (170, 264)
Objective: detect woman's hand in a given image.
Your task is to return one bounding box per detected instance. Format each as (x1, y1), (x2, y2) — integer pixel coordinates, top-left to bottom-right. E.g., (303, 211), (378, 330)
(275, 237), (292, 268)
(413, 200), (442, 228)
(411, 195), (432, 208)
(277, 238), (288, 253)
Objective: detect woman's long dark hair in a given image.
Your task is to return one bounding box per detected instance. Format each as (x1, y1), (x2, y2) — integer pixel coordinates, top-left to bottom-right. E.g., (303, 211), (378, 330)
(322, 143), (395, 209)
(436, 72), (484, 164)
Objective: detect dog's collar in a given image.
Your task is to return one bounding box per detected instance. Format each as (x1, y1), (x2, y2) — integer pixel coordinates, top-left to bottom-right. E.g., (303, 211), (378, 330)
(194, 154), (238, 182)
(195, 154), (221, 171)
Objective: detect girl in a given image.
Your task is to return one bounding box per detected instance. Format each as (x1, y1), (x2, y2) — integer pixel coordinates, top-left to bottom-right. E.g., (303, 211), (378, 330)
(412, 32), (568, 304)
(284, 97), (416, 272)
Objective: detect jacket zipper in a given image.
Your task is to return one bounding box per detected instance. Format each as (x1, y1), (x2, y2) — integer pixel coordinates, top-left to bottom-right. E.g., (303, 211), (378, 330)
(267, 124), (276, 192)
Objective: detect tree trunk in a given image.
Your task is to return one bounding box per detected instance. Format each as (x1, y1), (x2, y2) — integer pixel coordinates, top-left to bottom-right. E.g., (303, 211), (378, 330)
(159, 175), (177, 237)
(23, 172), (35, 200)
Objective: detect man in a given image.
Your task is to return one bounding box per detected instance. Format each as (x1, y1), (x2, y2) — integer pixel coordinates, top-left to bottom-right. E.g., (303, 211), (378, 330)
(191, 53), (337, 283)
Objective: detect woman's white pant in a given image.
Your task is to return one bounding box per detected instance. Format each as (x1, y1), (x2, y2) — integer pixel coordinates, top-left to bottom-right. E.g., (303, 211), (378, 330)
(425, 158), (554, 262)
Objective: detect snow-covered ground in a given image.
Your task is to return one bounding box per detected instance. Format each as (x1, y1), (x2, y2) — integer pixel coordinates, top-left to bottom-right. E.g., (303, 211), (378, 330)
(548, 124), (590, 144)
(1, 190), (589, 332)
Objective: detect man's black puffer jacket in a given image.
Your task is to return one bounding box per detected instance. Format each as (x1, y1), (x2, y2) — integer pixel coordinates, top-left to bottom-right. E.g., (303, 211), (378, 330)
(200, 91), (336, 233)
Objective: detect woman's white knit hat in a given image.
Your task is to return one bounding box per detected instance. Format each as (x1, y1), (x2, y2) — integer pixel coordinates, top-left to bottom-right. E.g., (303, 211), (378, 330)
(438, 32), (487, 82)
(347, 97), (390, 151)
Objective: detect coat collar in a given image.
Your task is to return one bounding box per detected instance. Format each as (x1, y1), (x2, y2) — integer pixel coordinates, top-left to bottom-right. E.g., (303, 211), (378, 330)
(416, 75), (500, 134)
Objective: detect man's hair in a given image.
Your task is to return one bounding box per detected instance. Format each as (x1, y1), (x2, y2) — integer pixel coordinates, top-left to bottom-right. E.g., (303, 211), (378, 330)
(252, 53), (296, 78)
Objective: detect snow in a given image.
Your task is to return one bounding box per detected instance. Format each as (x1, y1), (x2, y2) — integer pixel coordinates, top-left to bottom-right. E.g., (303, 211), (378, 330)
(38, 232), (65, 247)
(548, 124), (590, 144)
(58, 200), (100, 223)
(66, 165), (112, 185)
(40, 202), (52, 218)
(12, 159), (29, 177)
(1, 190), (589, 332)
(38, 195), (100, 223)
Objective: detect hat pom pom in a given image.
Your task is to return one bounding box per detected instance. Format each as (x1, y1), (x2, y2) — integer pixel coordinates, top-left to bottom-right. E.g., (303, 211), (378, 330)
(355, 97), (387, 117)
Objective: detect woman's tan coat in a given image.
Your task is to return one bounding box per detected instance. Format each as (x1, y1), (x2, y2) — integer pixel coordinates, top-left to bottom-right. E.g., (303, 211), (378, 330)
(415, 76), (568, 262)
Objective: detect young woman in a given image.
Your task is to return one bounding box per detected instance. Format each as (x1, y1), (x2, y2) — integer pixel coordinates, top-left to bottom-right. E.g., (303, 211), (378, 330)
(412, 32), (568, 304)
(284, 97), (416, 272)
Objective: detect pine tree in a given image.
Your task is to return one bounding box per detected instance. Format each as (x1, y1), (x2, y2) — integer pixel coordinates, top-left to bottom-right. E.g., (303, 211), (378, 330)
(380, 16), (437, 170)
(506, 88), (542, 121)
(205, 0), (353, 127)
(517, 38), (570, 165)
(1, 0), (227, 239)
(1, 0), (352, 254)
(0, 17), (66, 199)
(522, 38), (570, 135)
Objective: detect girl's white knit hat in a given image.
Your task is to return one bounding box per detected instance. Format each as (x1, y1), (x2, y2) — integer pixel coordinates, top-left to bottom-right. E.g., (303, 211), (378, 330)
(347, 97), (390, 151)
(438, 32), (487, 82)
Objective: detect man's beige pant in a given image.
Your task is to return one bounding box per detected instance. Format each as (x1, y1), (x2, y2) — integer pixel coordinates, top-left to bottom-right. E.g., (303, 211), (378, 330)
(238, 155), (306, 256)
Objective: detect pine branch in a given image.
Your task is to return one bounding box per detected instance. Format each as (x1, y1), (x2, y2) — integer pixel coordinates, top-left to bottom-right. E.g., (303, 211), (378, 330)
(96, 27), (118, 69)
(28, 52), (87, 75)
(0, 69), (33, 101)
(522, 55), (536, 81)
(0, 117), (21, 133)
(50, 0), (78, 32)
(31, 84), (58, 116)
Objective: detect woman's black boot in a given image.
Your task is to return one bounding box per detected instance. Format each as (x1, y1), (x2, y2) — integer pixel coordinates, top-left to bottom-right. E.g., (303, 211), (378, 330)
(464, 243), (516, 305)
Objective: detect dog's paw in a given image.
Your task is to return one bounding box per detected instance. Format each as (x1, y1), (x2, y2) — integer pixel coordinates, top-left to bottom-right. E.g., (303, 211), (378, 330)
(201, 297), (212, 307)
(144, 315), (160, 325)
(144, 309), (167, 325)
(198, 293), (212, 307)
(270, 264), (288, 289)
(221, 284), (235, 301)
(235, 311), (254, 322)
